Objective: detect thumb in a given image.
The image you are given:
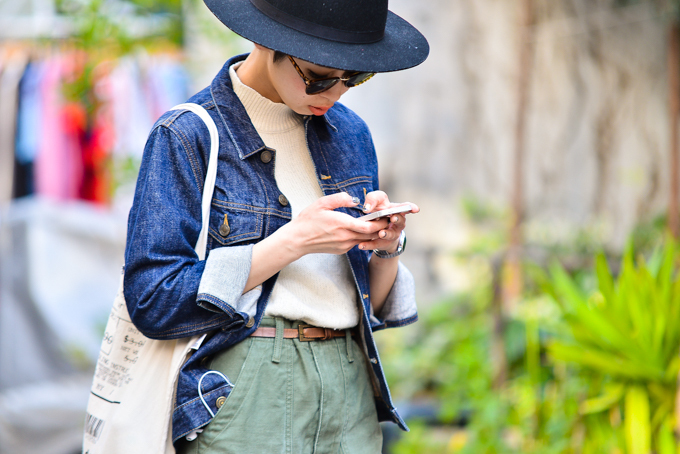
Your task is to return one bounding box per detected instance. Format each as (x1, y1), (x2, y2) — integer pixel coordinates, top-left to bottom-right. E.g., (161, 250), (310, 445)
(318, 192), (359, 210)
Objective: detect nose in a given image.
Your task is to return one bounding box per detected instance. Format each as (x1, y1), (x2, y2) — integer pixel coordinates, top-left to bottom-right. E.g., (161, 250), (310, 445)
(324, 81), (350, 103)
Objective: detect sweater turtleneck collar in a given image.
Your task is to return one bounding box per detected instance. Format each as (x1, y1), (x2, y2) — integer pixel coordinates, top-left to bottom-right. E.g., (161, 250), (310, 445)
(229, 62), (302, 134)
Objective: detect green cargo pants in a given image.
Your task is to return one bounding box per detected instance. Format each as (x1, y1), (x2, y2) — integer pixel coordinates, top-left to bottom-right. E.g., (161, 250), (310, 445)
(177, 317), (383, 454)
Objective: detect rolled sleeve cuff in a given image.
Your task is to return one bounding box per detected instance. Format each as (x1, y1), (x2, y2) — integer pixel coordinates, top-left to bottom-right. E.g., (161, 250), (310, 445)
(197, 245), (254, 316)
(371, 261), (418, 331)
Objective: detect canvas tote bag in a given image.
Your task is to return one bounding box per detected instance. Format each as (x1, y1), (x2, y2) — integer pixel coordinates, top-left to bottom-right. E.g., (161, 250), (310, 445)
(83, 103), (219, 454)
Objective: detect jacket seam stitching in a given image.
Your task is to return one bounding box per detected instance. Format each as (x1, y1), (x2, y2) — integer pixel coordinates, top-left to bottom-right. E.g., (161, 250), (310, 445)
(152, 317), (228, 337)
(210, 200), (292, 217)
(320, 177), (373, 191)
(196, 293), (237, 317)
(381, 314), (419, 329)
(169, 124), (204, 192)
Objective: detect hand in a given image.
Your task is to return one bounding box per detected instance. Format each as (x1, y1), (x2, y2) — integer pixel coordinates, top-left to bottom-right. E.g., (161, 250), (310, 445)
(281, 192), (389, 257)
(357, 191), (419, 254)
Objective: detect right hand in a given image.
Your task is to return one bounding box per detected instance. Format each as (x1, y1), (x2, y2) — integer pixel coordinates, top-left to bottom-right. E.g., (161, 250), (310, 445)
(281, 192), (389, 257)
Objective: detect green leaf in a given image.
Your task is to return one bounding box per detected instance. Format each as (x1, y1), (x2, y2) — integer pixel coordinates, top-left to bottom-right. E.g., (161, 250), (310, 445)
(548, 342), (665, 380)
(551, 261), (653, 362)
(624, 385), (651, 454)
(549, 261), (588, 311)
(595, 252), (616, 306)
(566, 302), (649, 363)
(579, 383), (625, 414)
(657, 417), (676, 454)
(650, 400), (672, 433)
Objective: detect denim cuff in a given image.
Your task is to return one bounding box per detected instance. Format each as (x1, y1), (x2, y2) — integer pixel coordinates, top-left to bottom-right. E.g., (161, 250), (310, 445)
(372, 261), (418, 329)
(197, 245), (254, 315)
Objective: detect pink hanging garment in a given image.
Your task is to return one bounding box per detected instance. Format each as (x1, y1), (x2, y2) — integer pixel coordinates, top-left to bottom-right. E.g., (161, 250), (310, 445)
(34, 54), (84, 201)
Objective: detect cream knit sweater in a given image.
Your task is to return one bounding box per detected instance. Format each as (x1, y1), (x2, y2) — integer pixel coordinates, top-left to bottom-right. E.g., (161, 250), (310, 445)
(230, 64), (359, 329)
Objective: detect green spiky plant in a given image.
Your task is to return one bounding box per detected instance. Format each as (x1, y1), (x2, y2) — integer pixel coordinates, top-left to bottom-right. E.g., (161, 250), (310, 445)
(544, 240), (680, 454)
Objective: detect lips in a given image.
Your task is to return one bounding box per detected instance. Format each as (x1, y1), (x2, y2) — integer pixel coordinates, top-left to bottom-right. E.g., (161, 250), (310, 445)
(309, 105), (331, 115)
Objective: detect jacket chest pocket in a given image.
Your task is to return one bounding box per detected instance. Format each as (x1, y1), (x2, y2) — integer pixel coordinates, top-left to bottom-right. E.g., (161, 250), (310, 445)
(208, 203), (264, 247)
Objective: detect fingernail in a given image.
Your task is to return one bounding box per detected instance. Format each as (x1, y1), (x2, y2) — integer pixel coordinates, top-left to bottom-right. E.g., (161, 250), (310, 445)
(359, 244), (364, 250)
(380, 231), (386, 238)
(352, 197), (360, 204)
(364, 204), (371, 211)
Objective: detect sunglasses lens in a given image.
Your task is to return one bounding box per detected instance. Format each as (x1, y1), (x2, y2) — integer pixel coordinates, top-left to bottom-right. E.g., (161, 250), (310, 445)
(345, 72), (374, 87)
(306, 79), (339, 95)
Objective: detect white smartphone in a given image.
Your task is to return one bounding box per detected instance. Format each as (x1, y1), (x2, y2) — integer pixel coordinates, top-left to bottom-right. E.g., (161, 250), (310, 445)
(358, 205), (413, 221)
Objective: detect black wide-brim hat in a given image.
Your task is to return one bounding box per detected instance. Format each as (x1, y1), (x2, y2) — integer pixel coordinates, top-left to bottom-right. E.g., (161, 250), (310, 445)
(203, 0), (429, 73)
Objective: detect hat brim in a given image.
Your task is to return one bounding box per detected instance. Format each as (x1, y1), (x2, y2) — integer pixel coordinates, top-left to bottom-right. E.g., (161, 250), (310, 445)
(204, 0), (429, 73)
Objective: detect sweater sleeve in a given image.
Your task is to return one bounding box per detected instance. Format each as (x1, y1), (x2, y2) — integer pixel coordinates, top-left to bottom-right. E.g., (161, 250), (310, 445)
(370, 261), (418, 330)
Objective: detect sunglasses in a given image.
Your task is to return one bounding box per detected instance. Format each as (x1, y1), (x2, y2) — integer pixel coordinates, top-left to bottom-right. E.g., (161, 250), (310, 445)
(288, 55), (375, 95)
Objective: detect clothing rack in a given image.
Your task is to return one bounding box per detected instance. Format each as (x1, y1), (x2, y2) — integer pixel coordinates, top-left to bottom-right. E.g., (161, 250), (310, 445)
(0, 41), (189, 208)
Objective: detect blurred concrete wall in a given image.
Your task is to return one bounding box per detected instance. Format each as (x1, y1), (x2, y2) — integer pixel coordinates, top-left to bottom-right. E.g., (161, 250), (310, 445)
(186, 0), (669, 301)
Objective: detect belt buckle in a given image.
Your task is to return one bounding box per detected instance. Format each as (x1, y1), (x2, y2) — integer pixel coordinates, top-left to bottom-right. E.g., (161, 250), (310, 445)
(298, 324), (314, 342)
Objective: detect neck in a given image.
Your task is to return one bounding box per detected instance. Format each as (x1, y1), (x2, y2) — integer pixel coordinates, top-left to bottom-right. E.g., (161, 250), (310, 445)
(236, 47), (282, 103)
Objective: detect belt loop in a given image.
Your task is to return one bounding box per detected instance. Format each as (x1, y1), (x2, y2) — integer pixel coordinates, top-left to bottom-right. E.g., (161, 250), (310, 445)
(272, 318), (284, 363)
(345, 329), (354, 363)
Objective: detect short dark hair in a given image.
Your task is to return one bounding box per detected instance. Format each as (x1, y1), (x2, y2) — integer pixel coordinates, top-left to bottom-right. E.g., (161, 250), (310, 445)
(273, 51), (287, 63)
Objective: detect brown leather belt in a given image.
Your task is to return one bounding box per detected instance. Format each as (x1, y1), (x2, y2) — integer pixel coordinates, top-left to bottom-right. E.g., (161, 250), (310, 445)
(250, 324), (356, 342)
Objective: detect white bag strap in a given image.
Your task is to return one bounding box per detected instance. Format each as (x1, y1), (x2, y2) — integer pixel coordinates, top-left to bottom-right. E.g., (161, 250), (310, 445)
(169, 103), (219, 261)
(168, 103), (218, 354)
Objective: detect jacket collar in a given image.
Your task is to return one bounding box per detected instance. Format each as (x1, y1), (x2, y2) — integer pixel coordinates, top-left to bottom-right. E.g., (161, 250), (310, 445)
(210, 53), (337, 160)
(210, 54), (266, 160)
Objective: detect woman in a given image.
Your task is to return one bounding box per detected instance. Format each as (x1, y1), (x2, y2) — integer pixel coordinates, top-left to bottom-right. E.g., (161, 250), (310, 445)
(124, 0), (429, 452)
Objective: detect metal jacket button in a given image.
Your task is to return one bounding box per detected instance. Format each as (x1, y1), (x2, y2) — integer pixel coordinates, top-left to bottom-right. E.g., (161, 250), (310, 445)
(216, 396), (227, 408)
(219, 214), (230, 237)
(260, 150), (272, 163)
(278, 194), (289, 206)
(245, 317), (255, 328)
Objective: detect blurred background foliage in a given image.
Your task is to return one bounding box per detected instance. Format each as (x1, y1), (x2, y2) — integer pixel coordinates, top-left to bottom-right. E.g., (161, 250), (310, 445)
(57, 0), (184, 105)
(379, 196), (680, 452)
(369, 0), (680, 451)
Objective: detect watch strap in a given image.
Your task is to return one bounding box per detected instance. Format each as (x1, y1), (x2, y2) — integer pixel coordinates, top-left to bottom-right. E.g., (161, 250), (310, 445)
(373, 230), (406, 259)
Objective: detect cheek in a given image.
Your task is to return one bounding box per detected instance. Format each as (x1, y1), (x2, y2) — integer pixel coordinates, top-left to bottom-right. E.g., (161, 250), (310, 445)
(276, 78), (310, 111)
(282, 92), (310, 114)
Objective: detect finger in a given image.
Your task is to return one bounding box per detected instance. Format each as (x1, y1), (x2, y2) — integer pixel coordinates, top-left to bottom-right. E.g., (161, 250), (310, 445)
(362, 190), (389, 212)
(377, 227), (401, 242)
(318, 192), (360, 210)
(350, 217), (389, 234)
(358, 238), (397, 251)
(388, 214), (404, 225)
(348, 232), (385, 251)
(403, 202), (420, 214)
(358, 227), (401, 250)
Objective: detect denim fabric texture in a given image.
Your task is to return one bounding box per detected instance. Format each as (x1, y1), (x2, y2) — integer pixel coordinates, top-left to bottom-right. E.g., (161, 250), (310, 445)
(123, 53), (418, 444)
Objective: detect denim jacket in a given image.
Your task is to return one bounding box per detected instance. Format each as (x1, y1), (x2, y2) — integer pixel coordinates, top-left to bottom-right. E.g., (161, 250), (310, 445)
(124, 54), (418, 444)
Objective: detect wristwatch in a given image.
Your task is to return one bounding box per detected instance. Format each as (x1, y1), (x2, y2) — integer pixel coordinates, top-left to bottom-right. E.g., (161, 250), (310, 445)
(373, 230), (407, 259)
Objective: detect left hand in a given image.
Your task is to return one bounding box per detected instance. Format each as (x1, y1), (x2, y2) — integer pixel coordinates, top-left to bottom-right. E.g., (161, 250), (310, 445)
(357, 191), (419, 253)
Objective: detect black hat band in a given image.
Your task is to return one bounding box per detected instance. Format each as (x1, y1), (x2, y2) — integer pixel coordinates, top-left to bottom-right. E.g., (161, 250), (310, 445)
(249, 0), (384, 44)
